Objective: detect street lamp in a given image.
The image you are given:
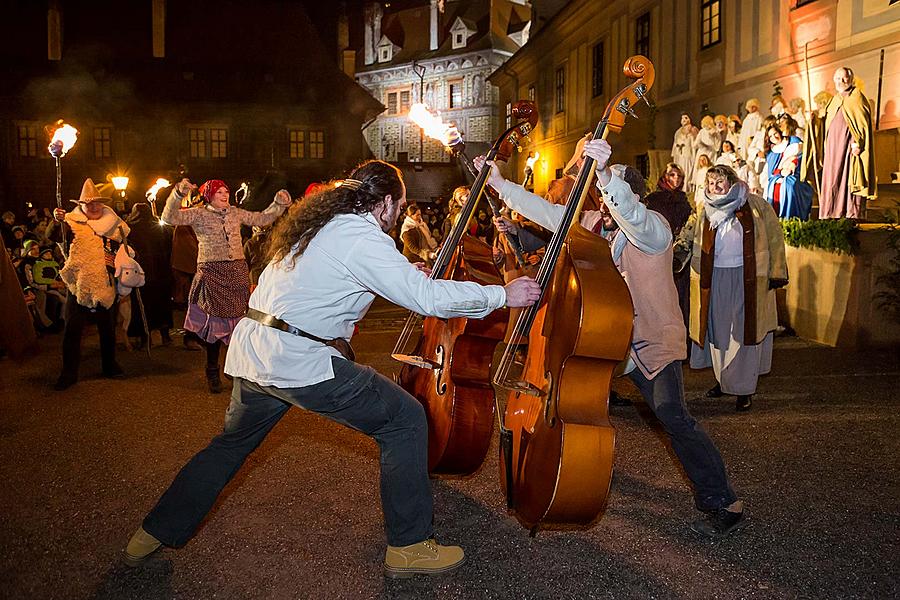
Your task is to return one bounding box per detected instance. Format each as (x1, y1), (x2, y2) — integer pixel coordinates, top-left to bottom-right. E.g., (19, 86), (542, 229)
(111, 175), (129, 213)
(46, 119), (79, 256)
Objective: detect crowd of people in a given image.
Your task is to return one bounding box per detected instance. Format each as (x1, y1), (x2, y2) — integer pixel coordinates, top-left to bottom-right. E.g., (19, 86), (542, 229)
(670, 66), (877, 221)
(0, 63), (876, 579)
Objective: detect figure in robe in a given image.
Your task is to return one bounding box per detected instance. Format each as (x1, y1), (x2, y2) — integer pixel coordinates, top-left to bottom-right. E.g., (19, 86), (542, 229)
(763, 126), (812, 220)
(672, 113), (699, 186)
(738, 99), (764, 162)
(819, 67), (877, 219)
(800, 90), (833, 191)
(693, 115), (719, 173)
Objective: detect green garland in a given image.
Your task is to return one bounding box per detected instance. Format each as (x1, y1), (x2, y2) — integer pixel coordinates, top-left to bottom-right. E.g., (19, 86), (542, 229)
(781, 217), (859, 255)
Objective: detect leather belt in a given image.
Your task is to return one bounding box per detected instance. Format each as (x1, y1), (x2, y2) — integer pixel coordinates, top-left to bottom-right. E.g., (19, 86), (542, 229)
(244, 308), (355, 361)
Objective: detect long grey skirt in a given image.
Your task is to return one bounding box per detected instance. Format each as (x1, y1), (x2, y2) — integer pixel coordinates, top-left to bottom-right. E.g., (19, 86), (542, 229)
(690, 265), (773, 395)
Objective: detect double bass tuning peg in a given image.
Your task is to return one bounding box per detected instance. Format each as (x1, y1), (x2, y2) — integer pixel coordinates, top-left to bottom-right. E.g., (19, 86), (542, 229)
(616, 98), (639, 119)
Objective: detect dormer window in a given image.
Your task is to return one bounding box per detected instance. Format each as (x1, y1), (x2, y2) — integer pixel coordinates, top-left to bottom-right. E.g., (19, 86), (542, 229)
(451, 17), (476, 50)
(377, 35), (398, 63)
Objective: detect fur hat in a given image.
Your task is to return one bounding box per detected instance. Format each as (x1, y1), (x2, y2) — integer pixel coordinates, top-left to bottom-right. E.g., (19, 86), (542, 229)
(70, 178), (112, 205)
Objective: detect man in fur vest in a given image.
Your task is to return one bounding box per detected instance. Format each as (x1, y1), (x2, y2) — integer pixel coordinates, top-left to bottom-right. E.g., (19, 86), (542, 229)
(53, 178), (129, 390)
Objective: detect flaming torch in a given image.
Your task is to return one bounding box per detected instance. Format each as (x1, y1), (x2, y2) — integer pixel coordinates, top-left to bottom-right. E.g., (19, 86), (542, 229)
(47, 120), (79, 256)
(407, 103), (529, 267)
(145, 178), (170, 219)
(408, 103), (462, 149)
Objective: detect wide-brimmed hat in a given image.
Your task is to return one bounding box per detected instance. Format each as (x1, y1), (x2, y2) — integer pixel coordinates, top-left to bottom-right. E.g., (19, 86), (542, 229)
(70, 178), (113, 205)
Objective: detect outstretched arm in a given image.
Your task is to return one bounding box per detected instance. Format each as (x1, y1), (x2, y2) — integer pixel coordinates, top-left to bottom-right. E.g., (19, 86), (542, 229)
(237, 189), (292, 227)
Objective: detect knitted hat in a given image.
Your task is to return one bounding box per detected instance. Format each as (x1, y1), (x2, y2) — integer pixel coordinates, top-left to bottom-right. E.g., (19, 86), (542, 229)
(199, 179), (229, 202)
(23, 239), (39, 254)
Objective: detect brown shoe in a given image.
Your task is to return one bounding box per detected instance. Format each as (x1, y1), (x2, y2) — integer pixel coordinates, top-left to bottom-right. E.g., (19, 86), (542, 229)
(123, 526), (162, 567)
(383, 539), (465, 579)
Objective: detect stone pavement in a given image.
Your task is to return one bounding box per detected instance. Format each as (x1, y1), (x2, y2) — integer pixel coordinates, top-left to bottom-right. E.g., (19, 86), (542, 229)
(1, 300), (897, 599)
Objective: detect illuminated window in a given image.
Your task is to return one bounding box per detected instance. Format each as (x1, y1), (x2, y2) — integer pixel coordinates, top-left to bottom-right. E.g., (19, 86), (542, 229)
(592, 41), (604, 98)
(17, 125), (37, 157)
(400, 90), (411, 113)
(289, 130), (305, 159)
(449, 79), (463, 109)
(94, 127), (111, 158)
(309, 130), (325, 159)
(528, 85), (535, 102)
(555, 67), (565, 114)
(189, 128), (206, 158)
(636, 12), (650, 57)
(505, 101), (512, 128)
(210, 128), (227, 158)
(701, 0), (721, 49)
(387, 92), (398, 114)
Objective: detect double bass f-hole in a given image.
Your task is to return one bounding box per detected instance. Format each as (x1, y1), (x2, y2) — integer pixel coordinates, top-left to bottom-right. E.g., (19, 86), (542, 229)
(434, 345), (447, 396)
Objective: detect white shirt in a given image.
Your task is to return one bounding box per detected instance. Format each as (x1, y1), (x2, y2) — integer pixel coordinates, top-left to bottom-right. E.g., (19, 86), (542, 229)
(714, 219), (744, 268)
(224, 212), (507, 388)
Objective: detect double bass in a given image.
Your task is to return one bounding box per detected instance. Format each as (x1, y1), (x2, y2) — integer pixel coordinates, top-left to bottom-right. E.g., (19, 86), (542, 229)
(393, 101), (538, 475)
(494, 56), (655, 531)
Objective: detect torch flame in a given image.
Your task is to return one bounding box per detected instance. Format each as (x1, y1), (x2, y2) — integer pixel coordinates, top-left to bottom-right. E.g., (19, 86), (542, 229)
(146, 178), (171, 202)
(408, 103), (461, 147)
(48, 121), (79, 157)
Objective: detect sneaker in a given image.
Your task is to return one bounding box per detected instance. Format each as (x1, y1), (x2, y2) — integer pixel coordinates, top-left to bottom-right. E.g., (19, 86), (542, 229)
(123, 526), (162, 567)
(706, 383), (725, 398)
(384, 539), (465, 579)
(691, 509), (747, 538)
(736, 395), (752, 412)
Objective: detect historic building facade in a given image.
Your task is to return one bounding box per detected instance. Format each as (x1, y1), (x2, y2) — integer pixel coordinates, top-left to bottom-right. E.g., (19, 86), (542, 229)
(489, 0), (900, 198)
(355, 0), (531, 168)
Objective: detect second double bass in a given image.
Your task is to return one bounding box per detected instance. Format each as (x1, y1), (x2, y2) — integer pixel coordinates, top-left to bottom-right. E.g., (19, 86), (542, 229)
(393, 101), (538, 475)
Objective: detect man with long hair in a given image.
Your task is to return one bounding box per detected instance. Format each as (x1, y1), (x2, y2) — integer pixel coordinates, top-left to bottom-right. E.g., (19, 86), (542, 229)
(124, 160), (541, 578)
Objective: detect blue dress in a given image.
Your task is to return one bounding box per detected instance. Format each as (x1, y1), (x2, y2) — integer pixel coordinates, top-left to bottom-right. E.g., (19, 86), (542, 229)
(764, 136), (813, 220)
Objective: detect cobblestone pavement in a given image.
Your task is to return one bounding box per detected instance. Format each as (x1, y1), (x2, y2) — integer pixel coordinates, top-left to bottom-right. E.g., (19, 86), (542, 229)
(1, 300), (898, 599)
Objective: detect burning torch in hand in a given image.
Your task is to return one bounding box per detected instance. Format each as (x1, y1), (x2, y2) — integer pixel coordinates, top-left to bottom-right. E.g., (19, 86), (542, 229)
(47, 120), (78, 257)
(145, 178), (170, 219)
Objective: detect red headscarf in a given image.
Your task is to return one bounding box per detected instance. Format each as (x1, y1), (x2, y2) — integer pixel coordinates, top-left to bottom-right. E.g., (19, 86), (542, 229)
(199, 179), (229, 202)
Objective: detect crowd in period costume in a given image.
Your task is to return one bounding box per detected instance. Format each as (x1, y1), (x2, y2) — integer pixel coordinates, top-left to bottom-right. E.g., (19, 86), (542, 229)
(0, 59), (883, 581)
(670, 65), (876, 221)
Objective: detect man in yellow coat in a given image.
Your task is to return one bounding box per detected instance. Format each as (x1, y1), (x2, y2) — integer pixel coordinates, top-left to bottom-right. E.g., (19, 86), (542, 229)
(819, 67), (877, 219)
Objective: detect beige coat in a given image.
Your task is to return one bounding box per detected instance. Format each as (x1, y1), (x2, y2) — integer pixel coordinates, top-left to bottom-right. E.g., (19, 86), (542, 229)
(824, 87), (877, 199)
(689, 192), (787, 346)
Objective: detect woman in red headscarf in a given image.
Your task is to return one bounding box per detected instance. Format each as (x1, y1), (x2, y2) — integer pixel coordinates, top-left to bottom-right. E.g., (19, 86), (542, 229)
(161, 178), (292, 392)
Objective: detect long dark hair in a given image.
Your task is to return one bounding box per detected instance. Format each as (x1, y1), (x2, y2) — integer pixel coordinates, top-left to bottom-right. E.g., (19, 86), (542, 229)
(265, 160), (404, 269)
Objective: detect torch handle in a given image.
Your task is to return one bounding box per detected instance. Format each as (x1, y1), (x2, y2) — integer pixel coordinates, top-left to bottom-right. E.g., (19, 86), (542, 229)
(54, 157), (68, 258)
(459, 153), (528, 268)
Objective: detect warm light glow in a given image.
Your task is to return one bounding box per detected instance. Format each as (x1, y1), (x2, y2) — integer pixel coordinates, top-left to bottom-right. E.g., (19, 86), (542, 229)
(146, 178), (171, 201)
(526, 152), (540, 168)
(48, 121), (79, 157)
(111, 176), (130, 192)
(158, 217), (167, 227)
(408, 103), (461, 147)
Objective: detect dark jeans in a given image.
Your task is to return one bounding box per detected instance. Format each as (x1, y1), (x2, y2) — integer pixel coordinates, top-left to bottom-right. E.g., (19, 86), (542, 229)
(60, 294), (118, 379)
(628, 361), (737, 511)
(143, 357), (433, 547)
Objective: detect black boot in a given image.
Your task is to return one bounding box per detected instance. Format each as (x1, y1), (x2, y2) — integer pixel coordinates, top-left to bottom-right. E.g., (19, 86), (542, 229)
(706, 383), (724, 398)
(736, 394), (752, 412)
(206, 367), (222, 394)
